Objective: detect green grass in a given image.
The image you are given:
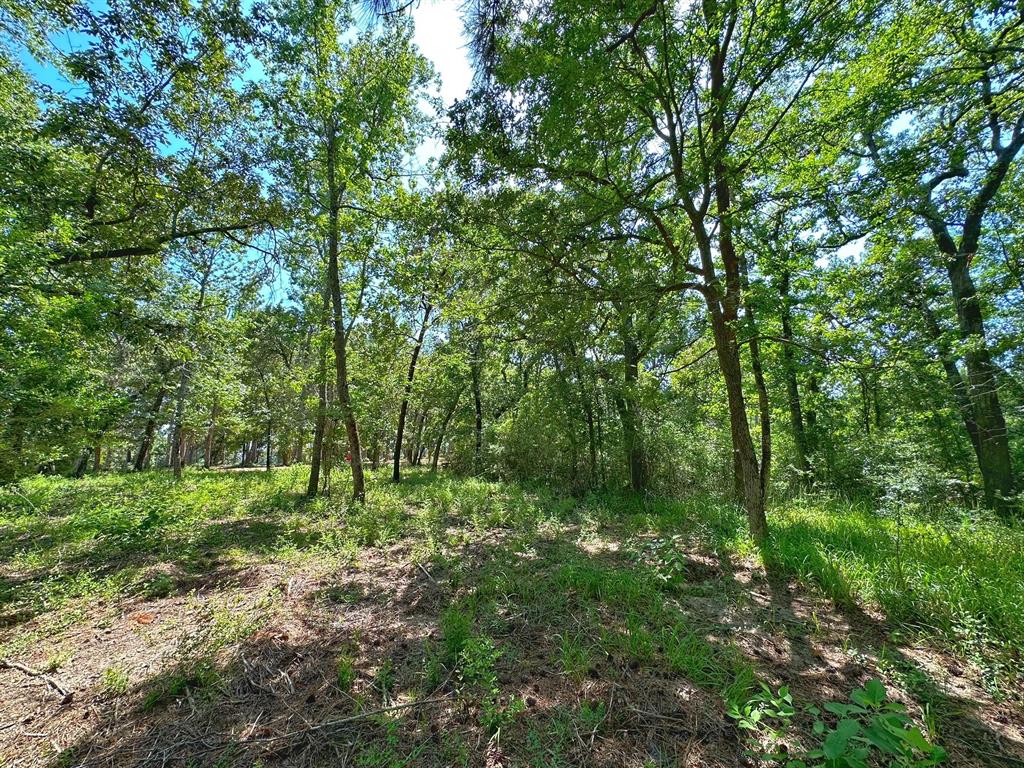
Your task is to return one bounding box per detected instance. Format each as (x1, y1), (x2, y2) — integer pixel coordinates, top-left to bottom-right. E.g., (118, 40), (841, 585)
(764, 497), (1024, 660)
(1, 463), (1020, 753)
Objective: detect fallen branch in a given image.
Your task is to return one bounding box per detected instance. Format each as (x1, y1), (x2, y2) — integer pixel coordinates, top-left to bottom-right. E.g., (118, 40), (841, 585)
(249, 694), (452, 744)
(417, 562), (438, 584)
(0, 658), (74, 704)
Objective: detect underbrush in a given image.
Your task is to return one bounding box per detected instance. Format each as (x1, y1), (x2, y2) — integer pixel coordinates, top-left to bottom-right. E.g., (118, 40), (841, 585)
(765, 497), (1024, 686)
(1, 465), (1020, 767)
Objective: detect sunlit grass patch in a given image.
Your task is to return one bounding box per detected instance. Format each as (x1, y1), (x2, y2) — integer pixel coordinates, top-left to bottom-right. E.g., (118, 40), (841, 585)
(765, 497), (1024, 661)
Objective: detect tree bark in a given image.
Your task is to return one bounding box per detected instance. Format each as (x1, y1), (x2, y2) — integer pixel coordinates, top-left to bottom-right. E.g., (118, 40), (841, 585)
(170, 262), (211, 481)
(918, 295), (982, 459)
(170, 363), (190, 480)
(431, 388), (463, 472)
(614, 318), (645, 492)
(265, 424), (272, 472)
(470, 338), (484, 474)
(306, 290), (330, 498)
(203, 400), (218, 469)
(910, 126), (1023, 515)
(778, 272), (811, 484)
(393, 302), (433, 482)
(134, 386), (166, 472)
(946, 255), (1015, 514)
(411, 409), (428, 466)
(325, 124), (365, 503)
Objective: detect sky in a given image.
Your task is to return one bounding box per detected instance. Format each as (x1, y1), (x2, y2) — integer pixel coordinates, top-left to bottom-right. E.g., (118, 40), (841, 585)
(410, 0), (474, 163)
(411, 0), (473, 108)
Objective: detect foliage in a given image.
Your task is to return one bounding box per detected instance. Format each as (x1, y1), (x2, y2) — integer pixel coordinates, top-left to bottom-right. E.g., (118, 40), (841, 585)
(731, 680), (947, 767)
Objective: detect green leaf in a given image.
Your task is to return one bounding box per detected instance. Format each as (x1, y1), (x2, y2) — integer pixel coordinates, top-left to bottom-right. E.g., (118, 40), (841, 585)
(823, 719), (861, 759)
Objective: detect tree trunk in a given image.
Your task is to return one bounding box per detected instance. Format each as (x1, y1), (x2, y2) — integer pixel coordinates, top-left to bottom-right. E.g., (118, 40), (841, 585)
(708, 300), (768, 543)
(135, 387), (166, 471)
(580, 376), (598, 486)
(325, 124), (365, 503)
(393, 302), (433, 482)
(307, 292), (330, 498)
(431, 388), (463, 472)
(919, 296), (982, 457)
(698, 20), (768, 542)
(203, 400), (218, 470)
(471, 342), (484, 474)
(265, 425), (272, 472)
(72, 448), (90, 478)
(615, 316), (645, 492)
(411, 409), (428, 466)
(170, 363), (190, 480)
(778, 272), (811, 484)
(946, 256), (1016, 514)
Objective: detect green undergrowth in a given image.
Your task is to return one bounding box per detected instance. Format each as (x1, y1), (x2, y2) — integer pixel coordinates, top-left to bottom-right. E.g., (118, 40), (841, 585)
(2, 465), (1021, 696)
(764, 497), (1024, 678)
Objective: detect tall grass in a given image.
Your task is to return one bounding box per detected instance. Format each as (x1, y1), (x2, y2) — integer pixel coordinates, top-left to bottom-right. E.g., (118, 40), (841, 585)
(766, 497), (1024, 656)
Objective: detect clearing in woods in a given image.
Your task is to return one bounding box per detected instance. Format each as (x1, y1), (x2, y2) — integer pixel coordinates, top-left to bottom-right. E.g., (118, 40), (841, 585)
(0, 467), (1022, 767)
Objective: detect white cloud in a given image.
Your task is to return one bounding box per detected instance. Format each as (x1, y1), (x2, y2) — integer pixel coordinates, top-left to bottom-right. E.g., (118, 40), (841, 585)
(412, 0), (473, 108)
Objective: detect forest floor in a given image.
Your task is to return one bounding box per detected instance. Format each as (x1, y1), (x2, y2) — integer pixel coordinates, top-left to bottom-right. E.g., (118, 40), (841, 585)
(0, 466), (1022, 767)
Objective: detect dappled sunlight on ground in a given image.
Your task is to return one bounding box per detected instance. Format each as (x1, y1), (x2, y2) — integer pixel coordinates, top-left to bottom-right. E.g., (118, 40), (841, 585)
(0, 467), (1021, 766)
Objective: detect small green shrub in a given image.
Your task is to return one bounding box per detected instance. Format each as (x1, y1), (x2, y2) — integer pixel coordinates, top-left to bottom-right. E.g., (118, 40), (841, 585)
(440, 604), (473, 665)
(730, 679), (947, 768)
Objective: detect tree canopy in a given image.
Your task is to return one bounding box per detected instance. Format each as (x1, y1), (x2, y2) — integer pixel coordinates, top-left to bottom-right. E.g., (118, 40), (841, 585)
(2, 0), (1022, 529)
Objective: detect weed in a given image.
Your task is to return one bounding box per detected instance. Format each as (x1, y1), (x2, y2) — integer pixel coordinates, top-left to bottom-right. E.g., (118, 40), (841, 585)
(101, 666), (130, 696)
(374, 659), (395, 704)
(731, 679), (947, 767)
(440, 603), (473, 665)
(43, 649), (73, 672)
(142, 659), (219, 710)
(557, 633), (591, 682)
(421, 640), (445, 691)
(336, 653), (357, 692)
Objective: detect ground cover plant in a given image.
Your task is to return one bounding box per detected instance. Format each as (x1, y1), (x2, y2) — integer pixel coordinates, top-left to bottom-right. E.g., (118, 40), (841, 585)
(1, 467), (1020, 766)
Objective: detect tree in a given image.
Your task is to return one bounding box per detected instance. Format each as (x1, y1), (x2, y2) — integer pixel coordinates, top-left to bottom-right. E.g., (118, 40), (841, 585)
(837, 0), (1024, 515)
(261, 0), (431, 501)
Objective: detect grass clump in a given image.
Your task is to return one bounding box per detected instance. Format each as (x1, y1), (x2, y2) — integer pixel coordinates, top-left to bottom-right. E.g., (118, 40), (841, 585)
(764, 497), (1024, 662)
(336, 652), (357, 692)
(101, 666), (130, 696)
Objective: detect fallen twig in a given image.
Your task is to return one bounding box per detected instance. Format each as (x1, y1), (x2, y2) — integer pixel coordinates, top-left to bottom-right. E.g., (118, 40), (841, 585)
(417, 563), (438, 584)
(249, 694), (452, 743)
(0, 657), (74, 704)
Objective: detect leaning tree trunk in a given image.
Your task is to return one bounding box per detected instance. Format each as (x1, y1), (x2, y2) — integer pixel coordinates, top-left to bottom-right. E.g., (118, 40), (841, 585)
(431, 388), (463, 472)
(946, 255), (1016, 515)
